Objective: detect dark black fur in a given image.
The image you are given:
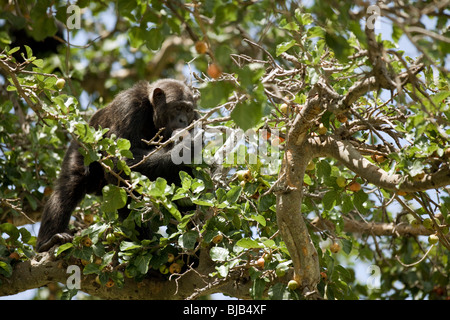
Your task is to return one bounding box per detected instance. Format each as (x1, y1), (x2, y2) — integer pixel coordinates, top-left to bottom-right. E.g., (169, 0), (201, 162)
(36, 79), (198, 252)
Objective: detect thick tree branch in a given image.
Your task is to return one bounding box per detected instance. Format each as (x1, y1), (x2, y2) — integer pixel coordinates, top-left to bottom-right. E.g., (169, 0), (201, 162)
(276, 142), (320, 296)
(309, 136), (450, 192)
(312, 216), (436, 237)
(0, 248), (291, 299)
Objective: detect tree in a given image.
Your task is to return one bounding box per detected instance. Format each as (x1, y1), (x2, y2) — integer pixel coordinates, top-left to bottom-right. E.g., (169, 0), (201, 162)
(0, 0), (449, 300)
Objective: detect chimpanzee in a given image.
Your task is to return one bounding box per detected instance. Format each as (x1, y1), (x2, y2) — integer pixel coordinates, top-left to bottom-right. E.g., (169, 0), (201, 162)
(36, 79), (199, 252)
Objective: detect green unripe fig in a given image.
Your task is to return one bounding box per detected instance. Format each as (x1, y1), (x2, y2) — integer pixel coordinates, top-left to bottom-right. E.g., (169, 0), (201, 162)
(56, 78), (66, 89)
(336, 176), (346, 188)
(428, 234), (439, 244)
(288, 279), (299, 290)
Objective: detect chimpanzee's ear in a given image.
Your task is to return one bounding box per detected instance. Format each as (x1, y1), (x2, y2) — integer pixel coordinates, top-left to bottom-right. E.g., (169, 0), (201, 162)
(151, 87), (166, 106)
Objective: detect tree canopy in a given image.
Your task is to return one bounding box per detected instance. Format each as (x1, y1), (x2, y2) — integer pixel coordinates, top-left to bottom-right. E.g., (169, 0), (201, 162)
(0, 0), (449, 300)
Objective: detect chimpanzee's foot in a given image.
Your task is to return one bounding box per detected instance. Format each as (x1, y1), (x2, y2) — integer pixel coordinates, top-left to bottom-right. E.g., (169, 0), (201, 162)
(36, 232), (73, 252)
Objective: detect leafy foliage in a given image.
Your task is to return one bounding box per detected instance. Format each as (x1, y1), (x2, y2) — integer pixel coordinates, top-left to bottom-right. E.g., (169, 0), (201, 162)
(0, 0), (449, 300)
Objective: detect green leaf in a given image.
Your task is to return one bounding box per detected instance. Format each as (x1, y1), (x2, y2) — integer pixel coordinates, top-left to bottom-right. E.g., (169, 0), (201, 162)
(101, 185), (127, 213)
(120, 241), (142, 251)
(83, 263), (101, 275)
(226, 185), (242, 204)
(341, 195), (353, 214)
(0, 31), (11, 45)
(164, 200), (182, 222)
(24, 45), (33, 60)
(199, 81), (234, 108)
(276, 40), (296, 56)
(129, 26), (145, 48)
(216, 264), (229, 278)
(191, 179), (205, 193)
(7, 47), (20, 56)
(262, 239), (276, 249)
(269, 283), (290, 300)
(178, 231), (198, 250)
(214, 3), (238, 25)
(325, 32), (351, 62)
(323, 190), (339, 211)
(231, 100), (263, 132)
(280, 19), (299, 31)
(117, 138), (131, 151)
(179, 171), (192, 190)
(392, 25), (403, 43)
(146, 27), (164, 51)
(19, 227), (32, 243)
(29, 7), (58, 42)
(250, 278), (266, 299)
(72, 246), (93, 261)
(295, 10), (313, 25)
(55, 242), (74, 256)
(210, 247), (229, 262)
(341, 238), (353, 255)
(134, 252), (152, 274)
(353, 190), (368, 213)
(431, 91), (450, 106)
(306, 26), (325, 38)
(148, 177), (167, 198)
(32, 59), (44, 68)
(251, 214), (266, 227)
(235, 238), (263, 249)
(0, 261), (13, 277)
(0, 223), (20, 241)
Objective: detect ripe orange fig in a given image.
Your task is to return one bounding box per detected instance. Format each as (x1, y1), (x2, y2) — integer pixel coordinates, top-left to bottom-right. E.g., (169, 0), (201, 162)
(371, 154), (386, 163)
(195, 41), (208, 54)
(9, 252), (20, 260)
(43, 186), (53, 197)
(336, 114), (348, 123)
(256, 257), (265, 269)
(207, 63), (222, 79)
(348, 182), (361, 192)
(330, 242), (341, 253)
(82, 237), (93, 247)
(105, 278), (115, 288)
(212, 233), (223, 244)
(169, 262), (182, 274)
(84, 214), (94, 224)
